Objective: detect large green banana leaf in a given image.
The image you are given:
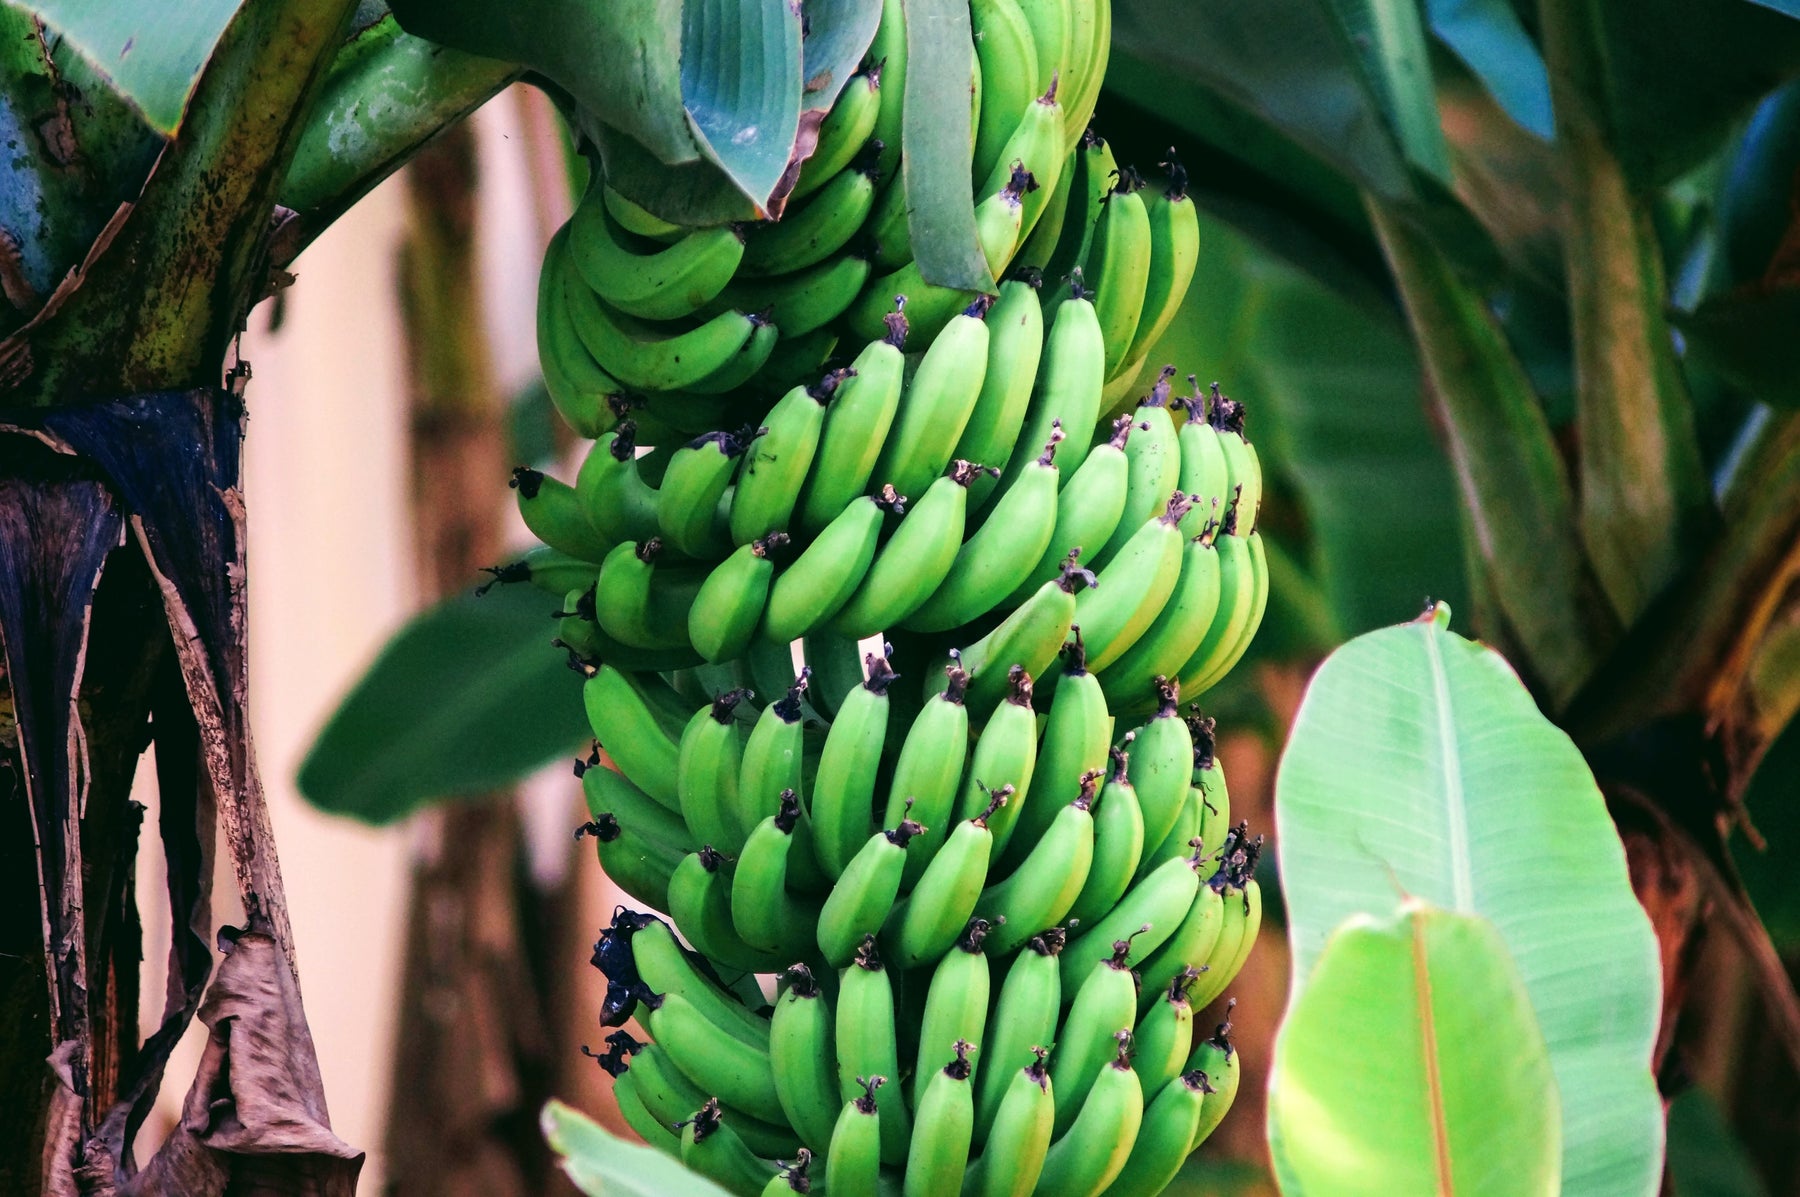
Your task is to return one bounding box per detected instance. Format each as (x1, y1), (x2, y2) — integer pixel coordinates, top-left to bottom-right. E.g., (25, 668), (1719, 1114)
(1267, 902), (1561, 1197)
(1276, 604), (1663, 1196)
(543, 1100), (734, 1197)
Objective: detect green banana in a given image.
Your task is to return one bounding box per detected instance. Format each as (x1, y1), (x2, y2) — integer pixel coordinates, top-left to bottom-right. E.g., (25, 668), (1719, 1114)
(537, 225), (623, 438)
(1002, 414), (1131, 606)
(604, 185), (683, 240)
(888, 796), (1004, 969)
(629, 1043), (800, 1160)
(583, 763), (693, 851)
(1038, 1039), (1143, 1197)
(1100, 1070), (1209, 1197)
(594, 539), (697, 651)
(770, 964), (841, 1154)
(835, 461), (988, 639)
(1048, 940), (1139, 1137)
(683, 316), (782, 396)
(564, 265), (762, 393)
(1094, 367), (1182, 567)
(906, 427), (1063, 634)
(659, 430), (748, 558)
(667, 847), (790, 974)
(1040, 133), (1115, 303)
(679, 1099), (779, 1197)
(1083, 167), (1152, 380)
(1138, 782), (1202, 884)
(647, 990), (784, 1117)
(959, 557), (1094, 716)
(951, 274), (1046, 509)
(691, 533), (790, 665)
(763, 489), (900, 642)
(731, 790), (825, 957)
(1186, 1006), (1239, 1151)
(559, 594), (704, 673)
(969, 0), (1040, 187)
(799, 626), (866, 719)
(795, 68), (882, 200)
(974, 933), (1063, 1144)
(1131, 968), (1200, 1103)
(976, 81), (1069, 247)
(953, 667), (1039, 856)
(1174, 384), (1231, 537)
(1069, 492), (1192, 673)
(1061, 850), (1201, 992)
(625, 915), (771, 1046)
(1120, 156), (1201, 372)
(913, 921), (993, 1090)
(1175, 528), (1264, 699)
(1058, 0), (1111, 154)
(757, 326), (842, 396)
(1210, 385), (1263, 535)
(760, 1151), (815, 1197)
(742, 151), (878, 276)
(511, 467), (610, 561)
(994, 279), (1106, 501)
(872, 306), (992, 503)
(611, 1068), (680, 1156)
(1018, 0), (1068, 92)
(586, 813), (680, 912)
(836, 937), (911, 1165)
(730, 373), (844, 546)
(576, 422), (661, 546)
(796, 309), (909, 533)
(1013, 143), (1076, 272)
(1134, 867), (1225, 1013)
(978, 775), (1097, 958)
(568, 185), (745, 321)
(1064, 745), (1148, 929)
(965, 1049), (1055, 1197)
(1193, 875), (1261, 1010)
(811, 653), (900, 878)
(817, 816), (924, 968)
(999, 634), (1109, 870)
(714, 251), (872, 338)
(826, 1079), (886, 1195)
(584, 664), (683, 809)
(1120, 682), (1195, 856)
(879, 664), (971, 888)
(735, 670), (811, 845)
(905, 1041), (977, 1197)
(867, 0), (907, 182)
(1099, 533), (1223, 714)
(479, 545), (597, 597)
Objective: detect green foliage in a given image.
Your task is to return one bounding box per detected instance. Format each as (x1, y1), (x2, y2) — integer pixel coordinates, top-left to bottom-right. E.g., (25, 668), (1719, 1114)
(898, 0), (988, 292)
(5, 0), (240, 132)
(297, 581), (588, 824)
(1275, 605), (1663, 1196)
(1665, 1089), (1769, 1197)
(1268, 903), (1561, 1196)
(542, 1100), (735, 1197)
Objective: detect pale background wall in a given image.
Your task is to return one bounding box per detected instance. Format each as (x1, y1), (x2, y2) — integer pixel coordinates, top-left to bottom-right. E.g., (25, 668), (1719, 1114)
(134, 87), (581, 1193)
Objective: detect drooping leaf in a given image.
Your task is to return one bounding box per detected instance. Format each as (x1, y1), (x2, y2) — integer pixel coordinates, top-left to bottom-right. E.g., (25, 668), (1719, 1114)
(1275, 603), (1664, 1197)
(1267, 902), (1561, 1197)
(800, 0), (884, 116)
(899, 0), (988, 290)
(542, 1100), (733, 1197)
(1332, 0), (1452, 183)
(297, 581), (588, 824)
(1426, 0), (1553, 139)
(5, 0), (241, 133)
(680, 0), (805, 215)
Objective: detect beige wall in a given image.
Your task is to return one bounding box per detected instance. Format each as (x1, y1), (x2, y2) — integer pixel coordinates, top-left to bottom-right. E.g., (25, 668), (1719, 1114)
(135, 89), (565, 1192)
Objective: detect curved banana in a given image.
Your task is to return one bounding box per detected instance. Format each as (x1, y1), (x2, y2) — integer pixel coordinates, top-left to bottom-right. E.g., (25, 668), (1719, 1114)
(666, 847), (790, 974)
(960, 556), (1093, 715)
(978, 776), (1097, 957)
(646, 990), (783, 1117)
(690, 533), (789, 665)
(731, 790), (825, 957)
(1120, 682), (1196, 862)
(913, 921), (993, 1093)
(878, 664), (971, 887)
(998, 634), (1109, 869)
(952, 273), (1046, 507)
(1062, 850), (1201, 993)
(888, 797), (1002, 969)
(714, 251), (871, 338)
(1099, 533), (1223, 714)
(1094, 367), (1182, 568)
(735, 670), (811, 846)
(904, 1040), (976, 1197)
(1186, 1006), (1240, 1151)
(1174, 382), (1231, 537)
(1122, 155), (1201, 371)
(762, 488), (899, 642)
(970, 0), (1040, 187)
(1084, 168), (1153, 380)
(730, 373), (844, 546)
(742, 154), (879, 277)
(564, 263), (761, 393)
(568, 184), (745, 321)
(604, 186), (683, 240)
(994, 287), (1107, 505)
(678, 1099), (780, 1197)
(1003, 415), (1131, 607)
(966, 1048), (1055, 1197)
(681, 316), (780, 396)
(976, 81), (1069, 248)
(594, 539), (700, 651)
(796, 309), (909, 533)
(1048, 943), (1138, 1137)
(835, 937), (910, 1165)
(538, 225), (624, 438)
(1038, 1042), (1143, 1197)
(1101, 1069), (1209, 1197)
(769, 964), (840, 1154)
(625, 914), (771, 1046)
(872, 305), (992, 502)
(587, 813), (681, 912)
(825, 1079), (885, 1195)
(576, 422), (661, 546)
(974, 934), (1063, 1143)
(817, 816), (924, 967)
(583, 764), (693, 851)
(583, 664), (684, 809)
(1175, 528), (1264, 699)
(811, 653), (900, 879)
(657, 431), (746, 559)
(953, 667), (1039, 856)
(794, 68), (882, 200)
(1064, 744), (1149, 930)
(511, 467), (610, 561)
(1131, 967), (1200, 1102)
(834, 461), (985, 638)
(1070, 492), (1192, 673)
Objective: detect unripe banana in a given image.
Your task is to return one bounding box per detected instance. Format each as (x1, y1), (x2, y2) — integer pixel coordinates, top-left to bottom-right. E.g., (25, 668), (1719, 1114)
(1100, 534), (1223, 714)
(953, 667), (1038, 856)
(679, 1099), (780, 1197)
(594, 538), (699, 651)
(835, 461), (988, 638)
(1186, 1004), (1240, 1151)
(763, 487), (901, 642)
(825, 1079), (885, 1195)
(537, 225), (624, 438)
(974, 932), (1063, 1144)
(913, 921), (994, 1093)
(659, 430), (748, 558)
(1131, 967), (1201, 1102)
(1064, 745), (1149, 929)
(577, 421), (661, 546)
(959, 557), (1094, 716)
(796, 310), (909, 533)
(836, 937), (911, 1165)
(965, 1049), (1055, 1197)
(611, 1067), (680, 1156)
(583, 763), (693, 852)
(867, 0), (907, 183)
(568, 183), (746, 321)
(604, 185), (682, 240)
(646, 991), (783, 1116)
(730, 372), (844, 546)
(1121, 156), (1201, 372)
(741, 152), (879, 277)
(1017, 0), (1069, 92)
(1083, 167), (1153, 380)
(511, 466), (610, 562)
(1138, 782), (1202, 883)
(759, 1150), (815, 1197)
(969, 0), (1040, 187)
(872, 306), (992, 503)
(564, 265), (764, 393)
(1013, 142), (1077, 273)
(736, 670), (811, 846)
(993, 282), (1106, 502)
(712, 251), (872, 338)
(811, 652), (900, 878)
(1094, 367), (1183, 567)
(1174, 382), (1231, 537)
(1210, 385), (1263, 535)
(1100, 1069), (1209, 1197)
(480, 545), (597, 597)
(691, 533), (789, 665)
(677, 689), (750, 854)
(1121, 680), (1195, 855)
(1068, 491), (1192, 673)
(1041, 133), (1116, 304)
(1134, 874), (1225, 1014)
(1192, 875), (1261, 1010)
(794, 68), (882, 200)
(1062, 850), (1202, 996)
(1181, 528), (1268, 699)
(621, 913), (771, 1046)
(770, 965), (841, 1154)
(731, 791), (825, 957)
(951, 274), (1046, 509)
(1058, 0), (1111, 154)
(1049, 941), (1139, 1136)
(1040, 1038), (1143, 1197)
(667, 847), (790, 974)
(626, 1042), (800, 1159)
(1002, 415), (1131, 606)
(817, 816), (925, 968)
(904, 1040), (977, 1197)
(887, 797), (1003, 969)
(999, 635), (1109, 869)
(585, 813), (681, 912)
(583, 665), (684, 809)
(879, 664), (971, 888)
(978, 776), (1096, 957)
